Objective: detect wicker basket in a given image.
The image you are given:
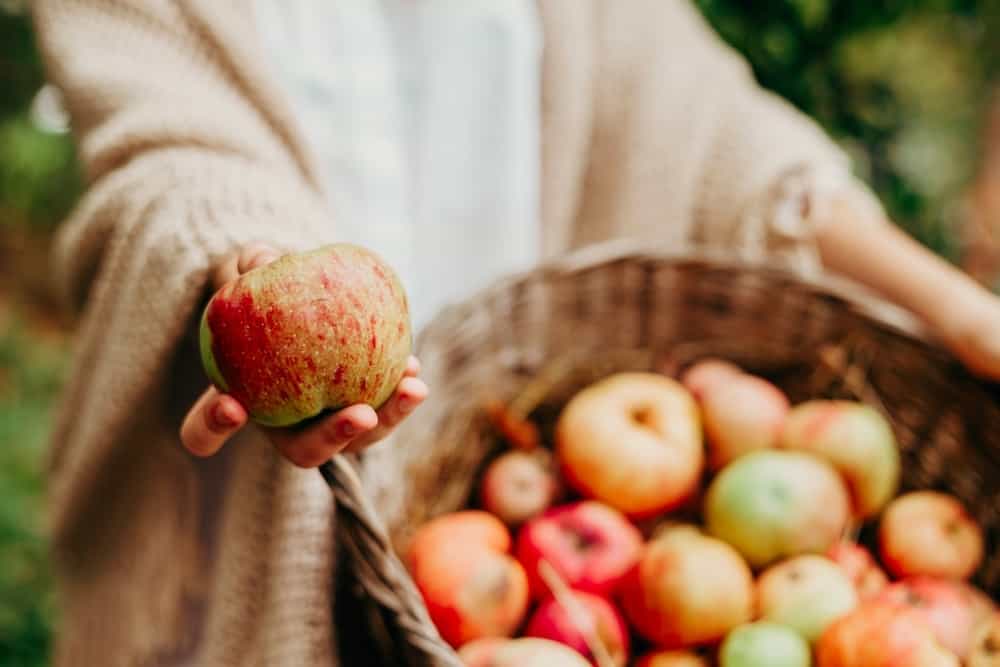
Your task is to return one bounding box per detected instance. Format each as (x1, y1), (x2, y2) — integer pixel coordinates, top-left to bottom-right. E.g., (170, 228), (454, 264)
(324, 242), (1000, 666)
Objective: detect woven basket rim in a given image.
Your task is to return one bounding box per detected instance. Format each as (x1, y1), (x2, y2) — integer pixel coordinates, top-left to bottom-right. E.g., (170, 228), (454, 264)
(418, 239), (931, 350)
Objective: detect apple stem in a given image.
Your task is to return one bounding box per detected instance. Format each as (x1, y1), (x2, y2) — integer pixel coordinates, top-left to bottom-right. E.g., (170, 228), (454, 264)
(537, 559), (616, 667)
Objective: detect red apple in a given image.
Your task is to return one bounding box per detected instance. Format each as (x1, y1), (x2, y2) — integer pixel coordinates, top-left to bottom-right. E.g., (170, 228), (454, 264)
(780, 400), (900, 517)
(479, 450), (560, 526)
(635, 650), (710, 667)
(621, 525), (754, 648)
(524, 590), (629, 666)
(816, 600), (960, 667)
(879, 491), (984, 580)
(556, 373), (703, 517)
(877, 577), (996, 659)
(407, 511), (529, 647)
(516, 501), (643, 600)
(458, 637), (592, 667)
(705, 450), (851, 568)
(756, 554), (858, 643)
(680, 358), (743, 401)
(699, 372), (789, 469)
(826, 541), (889, 600)
(968, 613), (1000, 667)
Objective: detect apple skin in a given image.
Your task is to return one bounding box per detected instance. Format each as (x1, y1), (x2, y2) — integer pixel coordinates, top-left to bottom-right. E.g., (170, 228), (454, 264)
(635, 650), (710, 667)
(755, 554), (858, 643)
(479, 450), (560, 526)
(705, 450), (851, 568)
(825, 541), (889, 600)
(719, 622), (812, 667)
(524, 590), (630, 666)
(779, 401), (900, 517)
(620, 525), (754, 648)
(200, 243), (411, 426)
(556, 373), (704, 517)
(699, 372), (790, 470)
(680, 359), (743, 401)
(879, 491), (984, 580)
(968, 613), (1000, 667)
(407, 511), (529, 647)
(515, 500), (643, 600)
(457, 637), (592, 667)
(816, 600), (960, 667)
(876, 577), (996, 659)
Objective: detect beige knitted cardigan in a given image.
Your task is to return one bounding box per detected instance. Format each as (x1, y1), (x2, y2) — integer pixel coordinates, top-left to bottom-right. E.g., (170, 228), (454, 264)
(33, 1), (861, 664)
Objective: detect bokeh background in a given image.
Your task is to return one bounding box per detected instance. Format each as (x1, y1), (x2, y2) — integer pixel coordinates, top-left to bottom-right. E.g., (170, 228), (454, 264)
(1, 1), (998, 664)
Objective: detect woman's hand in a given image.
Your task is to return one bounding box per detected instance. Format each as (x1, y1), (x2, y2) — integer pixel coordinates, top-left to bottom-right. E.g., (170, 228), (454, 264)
(179, 243), (429, 467)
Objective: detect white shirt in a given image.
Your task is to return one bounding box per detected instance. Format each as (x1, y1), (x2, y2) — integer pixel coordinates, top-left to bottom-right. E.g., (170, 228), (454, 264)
(254, 0), (543, 331)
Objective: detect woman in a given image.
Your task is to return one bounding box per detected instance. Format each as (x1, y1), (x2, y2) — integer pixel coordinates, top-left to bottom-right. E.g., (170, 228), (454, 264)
(32, 1), (1000, 665)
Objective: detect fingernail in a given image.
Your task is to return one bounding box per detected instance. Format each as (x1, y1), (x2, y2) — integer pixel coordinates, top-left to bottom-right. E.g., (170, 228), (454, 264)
(213, 403), (239, 428)
(340, 423), (357, 439)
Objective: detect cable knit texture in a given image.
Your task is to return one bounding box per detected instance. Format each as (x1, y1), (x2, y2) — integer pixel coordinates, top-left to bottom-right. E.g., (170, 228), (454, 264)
(32, 0), (875, 665)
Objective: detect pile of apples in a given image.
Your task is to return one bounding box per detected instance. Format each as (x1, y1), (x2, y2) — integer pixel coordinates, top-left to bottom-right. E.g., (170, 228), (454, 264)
(404, 361), (997, 667)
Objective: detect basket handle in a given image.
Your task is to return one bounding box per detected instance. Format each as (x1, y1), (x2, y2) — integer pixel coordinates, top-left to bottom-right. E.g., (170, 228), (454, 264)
(319, 457), (463, 667)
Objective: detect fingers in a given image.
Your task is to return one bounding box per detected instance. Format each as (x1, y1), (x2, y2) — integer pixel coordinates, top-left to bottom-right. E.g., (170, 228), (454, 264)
(212, 242), (282, 290)
(181, 387), (249, 457)
(345, 376), (429, 453)
(266, 404), (379, 468)
(404, 355), (421, 377)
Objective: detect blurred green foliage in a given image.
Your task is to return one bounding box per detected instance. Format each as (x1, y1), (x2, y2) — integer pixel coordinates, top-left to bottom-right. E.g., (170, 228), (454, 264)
(696, 0), (1000, 258)
(0, 1), (997, 664)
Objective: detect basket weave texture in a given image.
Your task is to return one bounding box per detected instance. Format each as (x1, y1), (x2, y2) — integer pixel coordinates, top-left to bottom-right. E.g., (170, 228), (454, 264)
(327, 243), (1000, 666)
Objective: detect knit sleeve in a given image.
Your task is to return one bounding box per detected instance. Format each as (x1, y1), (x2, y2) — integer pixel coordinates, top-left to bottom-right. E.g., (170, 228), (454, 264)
(31, 0), (338, 521)
(670, 1), (886, 267)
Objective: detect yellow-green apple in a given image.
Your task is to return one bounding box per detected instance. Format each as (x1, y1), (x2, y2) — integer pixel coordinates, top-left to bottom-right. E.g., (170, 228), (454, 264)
(479, 450), (560, 526)
(457, 637), (591, 667)
(621, 525), (754, 648)
(515, 501), (643, 600)
(524, 590), (629, 666)
(756, 555), (858, 643)
(877, 577), (995, 659)
(719, 622), (812, 667)
(968, 613), (1000, 667)
(556, 373), (703, 517)
(635, 650), (710, 667)
(816, 600), (960, 667)
(698, 372), (789, 469)
(879, 491), (984, 580)
(779, 400), (899, 517)
(680, 358), (743, 401)
(825, 541), (888, 600)
(705, 450), (851, 568)
(407, 511), (529, 647)
(200, 243), (411, 426)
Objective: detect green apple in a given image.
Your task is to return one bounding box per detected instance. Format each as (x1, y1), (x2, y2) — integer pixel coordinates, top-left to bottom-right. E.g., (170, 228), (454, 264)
(720, 622), (811, 667)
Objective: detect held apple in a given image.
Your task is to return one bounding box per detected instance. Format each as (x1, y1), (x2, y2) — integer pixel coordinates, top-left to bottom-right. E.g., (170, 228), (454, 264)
(200, 243), (411, 426)
(407, 511), (529, 647)
(479, 450), (560, 526)
(515, 501), (643, 600)
(969, 613), (1000, 667)
(705, 450), (851, 568)
(457, 637), (592, 667)
(556, 373), (703, 517)
(879, 491), (984, 580)
(699, 372), (790, 470)
(524, 590), (630, 666)
(825, 541), (888, 600)
(621, 525), (754, 648)
(755, 555), (858, 643)
(635, 650), (710, 667)
(779, 401), (900, 517)
(877, 577), (996, 659)
(719, 622), (812, 667)
(816, 600), (960, 667)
